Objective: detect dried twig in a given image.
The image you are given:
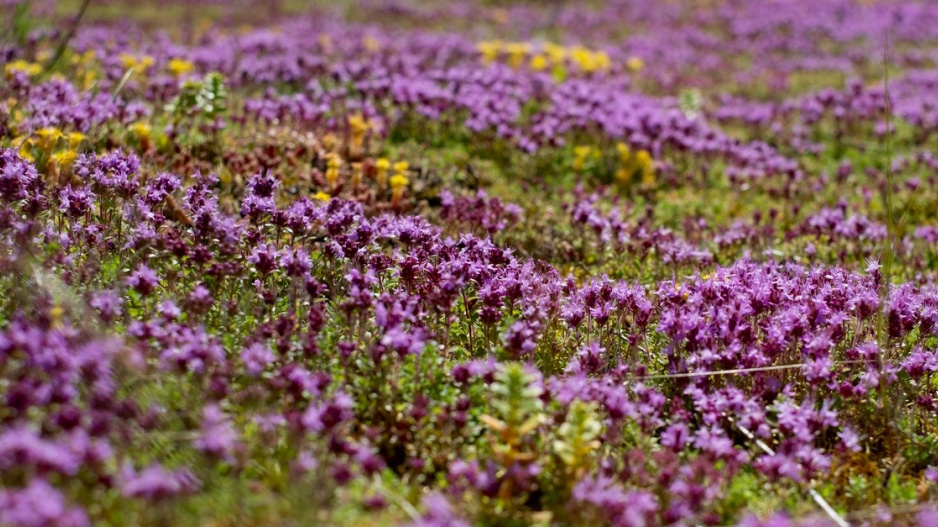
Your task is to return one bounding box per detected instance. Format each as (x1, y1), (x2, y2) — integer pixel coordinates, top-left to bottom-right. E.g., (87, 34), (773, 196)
(636, 360), (867, 380)
(734, 420), (850, 527)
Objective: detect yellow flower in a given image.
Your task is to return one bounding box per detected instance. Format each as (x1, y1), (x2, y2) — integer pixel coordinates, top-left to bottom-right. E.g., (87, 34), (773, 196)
(120, 54), (154, 72)
(34, 127), (63, 151)
(530, 54), (548, 71)
(348, 114), (369, 150)
(348, 114), (369, 134)
(616, 142), (631, 160)
(49, 305), (65, 329)
(635, 150), (653, 171)
(67, 132), (86, 149)
(573, 145), (593, 171)
(5, 60), (42, 78)
(130, 122), (152, 142)
(393, 161), (409, 174)
(390, 173), (408, 190)
(505, 42), (530, 69)
(543, 42), (566, 63)
(325, 153), (342, 185)
(52, 150), (77, 168)
(627, 57), (645, 72)
(167, 58), (195, 77)
(119, 54), (137, 69)
(313, 191), (331, 202)
(636, 150), (655, 186)
(390, 173), (408, 200)
(17, 138), (34, 162)
(477, 41), (501, 64)
(321, 133), (338, 153)
(375, 158), (391, 173)
(594, 51), (611, 71)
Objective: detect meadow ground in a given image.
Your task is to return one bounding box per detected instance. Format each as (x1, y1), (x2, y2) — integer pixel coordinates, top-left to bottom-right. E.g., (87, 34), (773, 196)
(3, 0), (938, 525)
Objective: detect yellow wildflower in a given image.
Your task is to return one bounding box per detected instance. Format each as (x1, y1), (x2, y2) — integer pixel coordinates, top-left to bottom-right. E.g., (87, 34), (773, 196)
(635, 150), (653, 172)
(167, 58), (195, 77)
(543, 42), (566, 63)
(594, 51), (611, 71)
(313, 191), (331, 202)
(49, 305), (65, 329)
(122, 54), (154, 72)
(572, 145), (592, 172)
(636, 150), (655, 186)
(348, 114), (369, 151)
(390, 173), (408, 201)
(393, 161), (409, 174)
(17, 138), (34, 162)
(348, 114), (369, 134)
(5, 60), (42, 78)
(616, 142), (631, 161)
(67, 132), (86, 149)
(530, 54), (548, 71)
(118, 54), (137, 69)
(52, 150), (78, 168)
(130, 122), (152, 142)
(477, 41), (501, 64)
(390, 173), (408, 191)
(375, 157), (390, 187)
(325, 154), (342, 185)
(505, 42), (530, 69)
(375, 158), (391, 173)
(34, 127), (63, 151)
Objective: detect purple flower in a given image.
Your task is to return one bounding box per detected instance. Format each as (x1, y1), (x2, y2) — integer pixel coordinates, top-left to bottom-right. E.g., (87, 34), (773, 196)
(570, 475), (657, 527)
(406, 493), (470, 527)
(126, 265), (159, 296)
(194, 405), (238, 462)
(0, 479), (88, 527)
(120, 463), (200, 501)
(241, 341), (275, 377)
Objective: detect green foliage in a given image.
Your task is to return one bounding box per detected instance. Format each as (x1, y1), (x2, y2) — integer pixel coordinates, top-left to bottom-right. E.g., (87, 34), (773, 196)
(552, 400), (602, 476)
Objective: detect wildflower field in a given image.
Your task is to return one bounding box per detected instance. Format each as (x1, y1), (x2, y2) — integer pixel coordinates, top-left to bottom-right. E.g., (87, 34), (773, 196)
(6, 0), (938, 525)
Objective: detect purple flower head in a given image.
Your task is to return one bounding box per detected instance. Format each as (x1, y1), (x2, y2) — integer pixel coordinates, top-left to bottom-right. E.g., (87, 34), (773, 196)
(194, 405), (238, 462)
(406, 493), (470, 527)
(241, 341), (275, 377)
(126, 265), (159, 296)
(0, 479), (89, 527)
(120, 463), (201, 501)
